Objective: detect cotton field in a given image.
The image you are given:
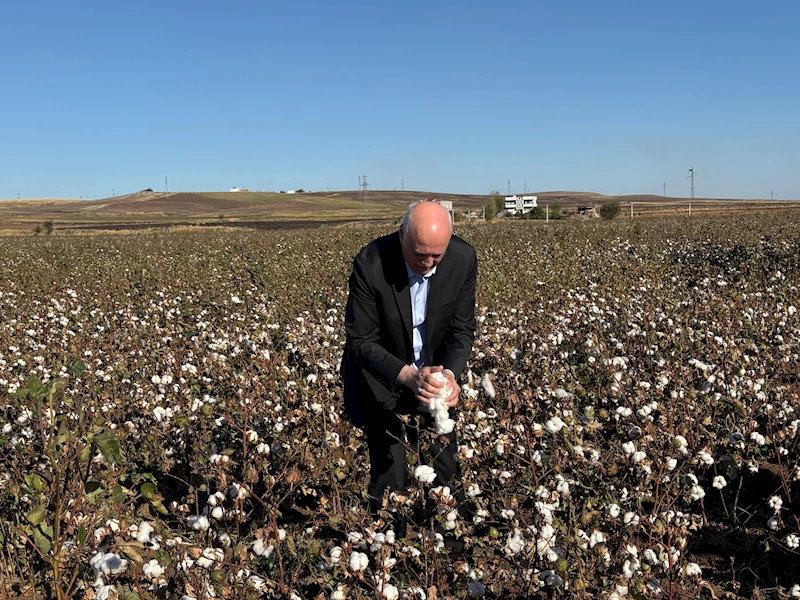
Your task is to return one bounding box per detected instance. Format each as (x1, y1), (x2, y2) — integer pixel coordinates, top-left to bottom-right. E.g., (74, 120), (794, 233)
(1, 213), (799, 599)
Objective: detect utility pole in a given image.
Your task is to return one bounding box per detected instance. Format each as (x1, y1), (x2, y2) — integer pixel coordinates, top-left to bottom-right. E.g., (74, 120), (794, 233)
(507, 181), (511, 195)
(688, 202), (691, 217)
(360, 175), (370, 221)
(546, 205), (549, 222)
(524, 179), (527, 193)
(771, 190), (774, 201)
(165, 176), (169, 193)
(687, 167), (696, 199)
(401, 178), (404, 191)
(663, 183), (666, 197)
(630, 202), (634, 219)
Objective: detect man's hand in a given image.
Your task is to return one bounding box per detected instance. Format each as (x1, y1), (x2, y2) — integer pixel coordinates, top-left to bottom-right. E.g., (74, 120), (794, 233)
(398, 365), (460, 406)
(440, 369), (461, 408)
(398, 365), (446, 404)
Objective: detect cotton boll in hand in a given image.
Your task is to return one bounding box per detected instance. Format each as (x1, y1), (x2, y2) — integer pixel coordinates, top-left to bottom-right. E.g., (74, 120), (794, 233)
(428, 372), (455, 435)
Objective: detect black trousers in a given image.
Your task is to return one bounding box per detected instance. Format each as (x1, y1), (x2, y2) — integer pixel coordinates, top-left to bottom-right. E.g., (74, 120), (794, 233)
(362, 392), (461, 514)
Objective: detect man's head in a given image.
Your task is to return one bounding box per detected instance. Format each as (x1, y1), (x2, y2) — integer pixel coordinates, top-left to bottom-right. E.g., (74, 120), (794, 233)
(399, 201), (452, 275)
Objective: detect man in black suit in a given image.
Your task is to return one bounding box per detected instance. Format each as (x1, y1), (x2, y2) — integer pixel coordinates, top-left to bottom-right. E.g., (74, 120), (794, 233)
(342, 201), (477, 528)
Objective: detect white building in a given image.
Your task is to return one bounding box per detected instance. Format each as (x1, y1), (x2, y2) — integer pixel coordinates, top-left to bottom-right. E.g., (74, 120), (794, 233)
(230, 187), (241, 193)
(504, 194), (538, 214)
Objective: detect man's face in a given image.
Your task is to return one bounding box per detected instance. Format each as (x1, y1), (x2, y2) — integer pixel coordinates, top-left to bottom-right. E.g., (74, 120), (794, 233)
(400, 224), (450, 275)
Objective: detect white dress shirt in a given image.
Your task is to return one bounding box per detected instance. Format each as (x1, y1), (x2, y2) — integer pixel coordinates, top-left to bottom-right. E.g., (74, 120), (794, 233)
(406, 263), (436, 368)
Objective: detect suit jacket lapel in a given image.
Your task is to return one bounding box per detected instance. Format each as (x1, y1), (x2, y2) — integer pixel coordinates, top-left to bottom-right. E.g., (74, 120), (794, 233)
(424, 247), (450, 356)
(389, 241), (413, 358)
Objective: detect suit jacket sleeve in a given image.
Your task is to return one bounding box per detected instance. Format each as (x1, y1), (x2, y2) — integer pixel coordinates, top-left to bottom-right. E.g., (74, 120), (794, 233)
(439, 245), (477, 378)
(345, 252), (407, 390)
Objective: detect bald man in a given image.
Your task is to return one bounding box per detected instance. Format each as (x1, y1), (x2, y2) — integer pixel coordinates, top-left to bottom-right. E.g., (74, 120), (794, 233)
(342, 201), (477, 535)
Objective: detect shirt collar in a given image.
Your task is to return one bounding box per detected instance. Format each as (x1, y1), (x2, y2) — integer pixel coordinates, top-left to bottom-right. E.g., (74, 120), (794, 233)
(406, 263), (437, 281)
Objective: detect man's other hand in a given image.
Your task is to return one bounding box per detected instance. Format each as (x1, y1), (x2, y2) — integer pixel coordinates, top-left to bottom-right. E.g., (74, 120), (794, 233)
(440, 369), (461, 408)
(398, 365), (446, 404)
(398, 365), (461, 406)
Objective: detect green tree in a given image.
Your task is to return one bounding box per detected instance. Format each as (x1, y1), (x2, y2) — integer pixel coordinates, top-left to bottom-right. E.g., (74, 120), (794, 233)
(43, 220), (54, 235)
(599, 202), (621, 220)
(550, 204), (563, 220)
(485, 190), (502, 221)
(528, 206), (546, 220)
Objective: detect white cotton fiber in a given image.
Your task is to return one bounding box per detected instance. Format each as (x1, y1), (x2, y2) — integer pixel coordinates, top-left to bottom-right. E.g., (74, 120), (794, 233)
(429, 372), (455, 434)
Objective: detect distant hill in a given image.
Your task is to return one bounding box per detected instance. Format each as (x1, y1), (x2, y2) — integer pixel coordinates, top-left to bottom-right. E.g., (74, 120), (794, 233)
(1, 189), (796, 233)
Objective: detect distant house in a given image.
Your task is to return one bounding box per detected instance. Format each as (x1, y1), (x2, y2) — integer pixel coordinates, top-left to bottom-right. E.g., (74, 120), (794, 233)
(286, 190), (296, 194)
(577, 205), (597, 216)
(504, 194), (538, 215)
(230, 187), (241, 193)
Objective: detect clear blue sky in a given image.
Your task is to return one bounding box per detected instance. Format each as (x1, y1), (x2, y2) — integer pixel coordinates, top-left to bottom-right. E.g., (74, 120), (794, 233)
(2, 1), (798, 200)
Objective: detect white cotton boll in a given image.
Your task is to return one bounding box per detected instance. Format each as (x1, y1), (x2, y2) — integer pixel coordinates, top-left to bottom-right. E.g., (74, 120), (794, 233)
(136, 522), (154, 544)
(624, 512), (640, 527)
(750, 432), (766, 445)
(768, 517), (779, 531)
(95, 586), (116, 600)
(378, 583), (399, 600)
(504, 528), (525, 556)
(789, 584), (800, 598)
(211, 506), (224, 520)
(331, 586), (346, 600)
(495, 442), (504, 455)
(230, 482), (249, 500)
(466, 483), (481, 497)
(673, 435), (688, 455)
(188, 515), (210, 531)
(606, 504), (621, 518)
(480, 374), (496, 398)
(348, 550), (368, 572)
(683, 563), (702, 577)
(623, 558), (639, 578)
(589, 531), (605, 548)
(207, 491), (225, 506)
(697, 450), (714, 465)
(90, 551), (128, 580)
(712, 476), (727, 489)
(246, 430), (259, 442)
(414, 465), (436, 484)
(256, 442), (270, 454)
(544, 416), (566, 433)
(142, 559), (164, 579)
(786, 534), (800, 549)
(666, 458), (678, 471)
(631, 451), (647, 464)
(690, 485), (705, 501)
(769, 496), (783, 512)
(428, 373), (455, 434)
(253, 538), (274, 557)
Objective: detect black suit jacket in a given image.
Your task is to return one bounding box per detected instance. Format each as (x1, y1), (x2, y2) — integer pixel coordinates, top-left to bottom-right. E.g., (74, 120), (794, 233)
(342, 231), (477, 426)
